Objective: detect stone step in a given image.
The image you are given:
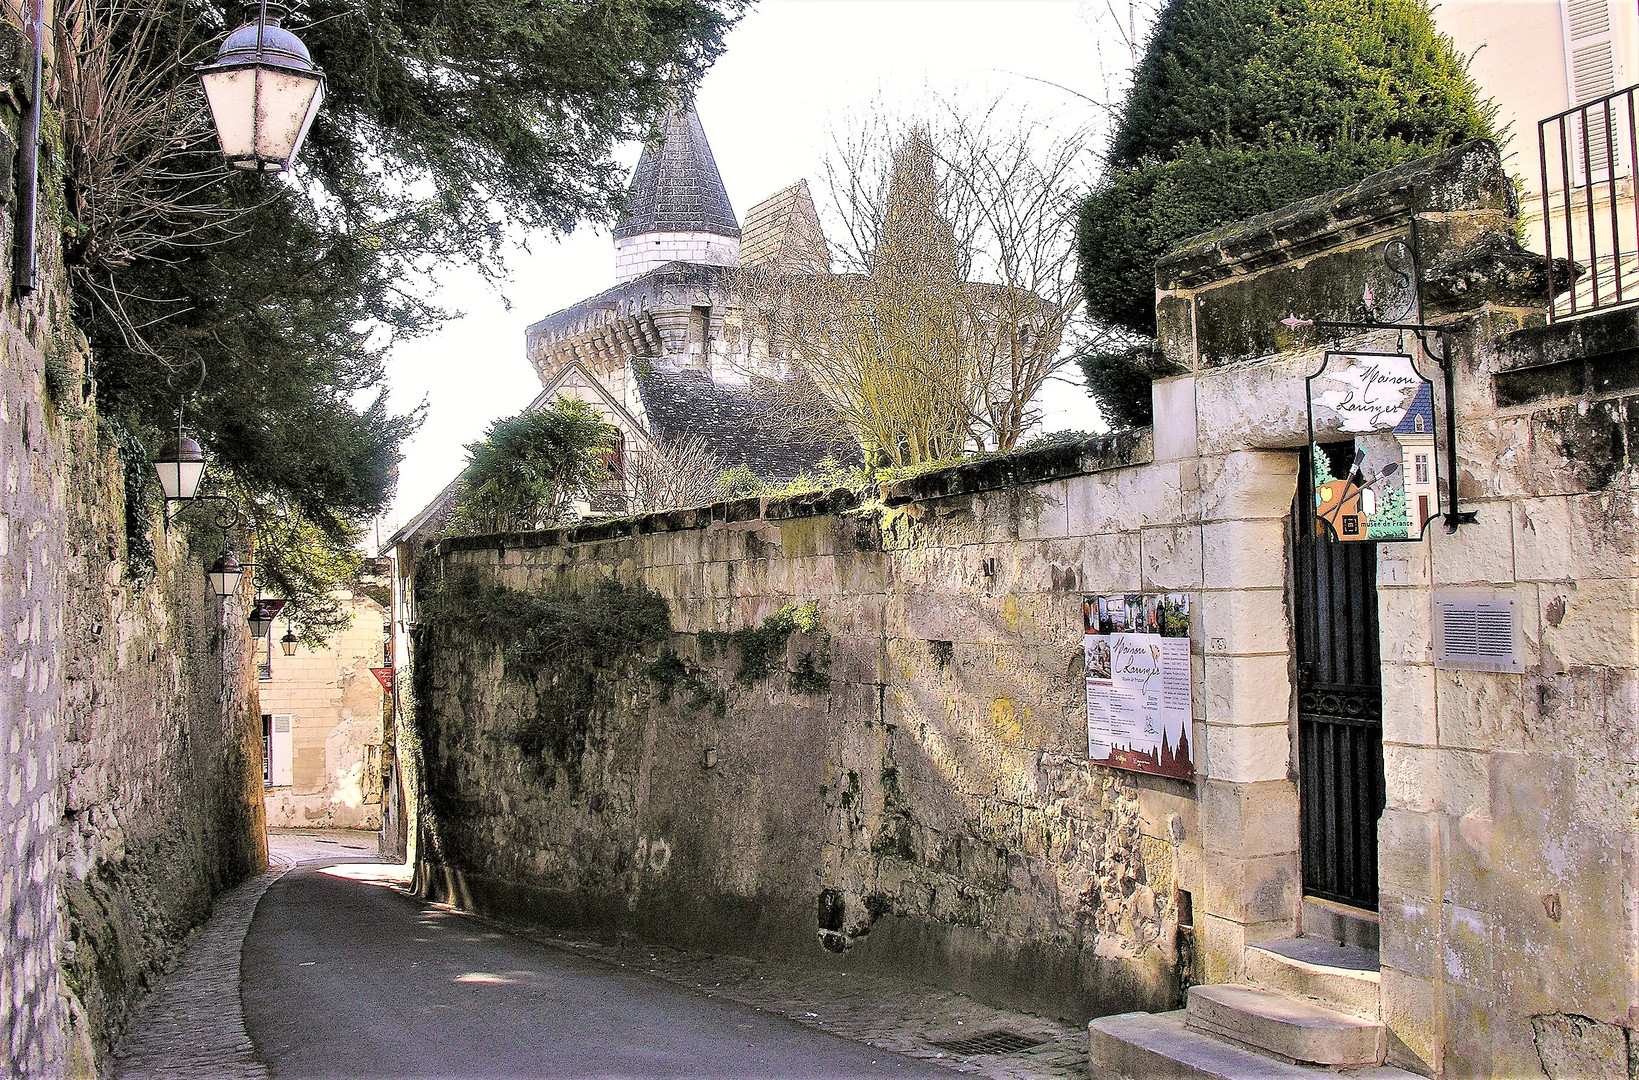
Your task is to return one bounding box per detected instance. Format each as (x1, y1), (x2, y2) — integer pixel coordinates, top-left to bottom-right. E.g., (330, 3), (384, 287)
(1245, 936), (1382, 1020)
(1089, 1010), (1420, 1080)
(1302, 895), (1380, 950)
(1186, 984), (1387, 1067)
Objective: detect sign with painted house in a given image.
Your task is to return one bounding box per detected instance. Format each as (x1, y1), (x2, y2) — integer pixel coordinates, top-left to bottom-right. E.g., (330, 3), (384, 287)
(1306, 351), (1439, 542)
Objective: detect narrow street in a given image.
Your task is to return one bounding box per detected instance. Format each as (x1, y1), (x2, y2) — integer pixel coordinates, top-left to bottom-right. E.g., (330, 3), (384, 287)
(243, 862), (955, 1079)
(112, 833), (1086, 1080)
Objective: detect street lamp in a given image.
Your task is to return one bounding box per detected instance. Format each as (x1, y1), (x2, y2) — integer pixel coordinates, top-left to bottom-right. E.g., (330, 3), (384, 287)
(248, 601), (276, 639)
(198, 0), (326, 173)
(280, 627), (299, 657)
(154, 432), (207, 502)
(207, 550), (245, 598)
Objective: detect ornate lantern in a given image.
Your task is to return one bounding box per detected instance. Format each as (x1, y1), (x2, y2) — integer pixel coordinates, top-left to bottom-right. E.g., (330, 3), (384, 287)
(198, 1), (326, 173)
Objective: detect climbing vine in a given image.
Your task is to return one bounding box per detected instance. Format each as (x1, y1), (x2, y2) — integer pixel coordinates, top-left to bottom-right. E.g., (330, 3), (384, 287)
(415, 570), (831, 785)
(415, 566), (673, 782)
(698, 601), (829, 688)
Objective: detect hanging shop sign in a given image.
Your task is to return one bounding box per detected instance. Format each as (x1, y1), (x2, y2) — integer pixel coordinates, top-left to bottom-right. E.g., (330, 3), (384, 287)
(1306, 351), (1440, 542)
(370, 667), (395, 692)
(1084, 593), (1193, 780)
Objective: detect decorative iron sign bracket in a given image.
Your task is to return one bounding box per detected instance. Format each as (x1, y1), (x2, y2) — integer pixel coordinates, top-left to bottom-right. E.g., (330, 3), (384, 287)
(1280, 235), (1477, 534)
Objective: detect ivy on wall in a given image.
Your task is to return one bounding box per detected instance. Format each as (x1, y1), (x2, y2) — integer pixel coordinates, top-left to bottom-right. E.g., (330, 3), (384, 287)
(414, 568), (830, 785)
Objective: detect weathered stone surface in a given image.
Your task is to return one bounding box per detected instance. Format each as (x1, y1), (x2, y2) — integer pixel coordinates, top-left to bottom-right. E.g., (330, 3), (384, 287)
(1496, 304), (1639, 374)
(411, 471), (1198, 1022)
(0, 96), (266, 1077)
(1158, 141), (1515, 293)
(1528, 1013), (1630, 1080)
(1527, 398), (1631, 496)
(1421, 231), (1567, 313)
(1185, 983), (1386, 1067)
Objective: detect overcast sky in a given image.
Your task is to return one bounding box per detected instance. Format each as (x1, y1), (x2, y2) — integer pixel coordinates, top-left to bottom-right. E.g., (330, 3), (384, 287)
(376, 0), (1138, 542)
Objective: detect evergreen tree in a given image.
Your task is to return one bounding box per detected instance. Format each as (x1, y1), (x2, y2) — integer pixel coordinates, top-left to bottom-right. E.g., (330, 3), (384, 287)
(445, 399), (617, 536)
(62, 0), (743, 624)
(1076, 0), (1493, 428)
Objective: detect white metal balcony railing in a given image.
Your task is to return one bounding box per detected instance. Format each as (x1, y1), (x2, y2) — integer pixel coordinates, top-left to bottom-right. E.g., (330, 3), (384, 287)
(1539, 82), (1639, 321)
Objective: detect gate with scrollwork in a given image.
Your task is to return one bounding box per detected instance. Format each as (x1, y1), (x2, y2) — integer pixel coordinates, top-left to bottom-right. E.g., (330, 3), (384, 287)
(1291, 448), (1386, 911)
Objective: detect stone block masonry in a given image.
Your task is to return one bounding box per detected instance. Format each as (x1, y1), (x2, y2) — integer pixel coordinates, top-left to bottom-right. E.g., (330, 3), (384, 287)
(0, 14), (266, 1075)
(410, 431), (1211, 1022)
(406, 139), (1639, 1078)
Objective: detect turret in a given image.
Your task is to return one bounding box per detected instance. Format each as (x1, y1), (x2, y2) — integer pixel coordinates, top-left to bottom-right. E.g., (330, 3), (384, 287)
(613, 107), (741, 282)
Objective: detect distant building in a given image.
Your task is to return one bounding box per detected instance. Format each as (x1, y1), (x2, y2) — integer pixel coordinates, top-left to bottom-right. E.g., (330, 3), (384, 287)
(260, 584), (389, 830)
(391, 105), (852, 547)
(1435, 1), (1637, 307)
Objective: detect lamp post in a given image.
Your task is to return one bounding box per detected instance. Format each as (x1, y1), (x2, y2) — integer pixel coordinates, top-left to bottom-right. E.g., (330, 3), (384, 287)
(198, 0), (326, 173)
(280, 613), (299, 657)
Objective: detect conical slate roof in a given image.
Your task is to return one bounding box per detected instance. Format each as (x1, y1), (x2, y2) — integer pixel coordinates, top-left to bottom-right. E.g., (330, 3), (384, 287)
(613, 107), (740, 240)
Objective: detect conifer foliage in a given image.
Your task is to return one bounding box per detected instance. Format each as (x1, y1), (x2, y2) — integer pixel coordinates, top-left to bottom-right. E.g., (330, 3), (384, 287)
(59, 0), (743, 629)
(1077, 0), (1494, 428)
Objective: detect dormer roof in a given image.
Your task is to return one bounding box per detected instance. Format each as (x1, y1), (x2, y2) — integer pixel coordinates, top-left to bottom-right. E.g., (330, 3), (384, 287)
(613, 107), (740, 241)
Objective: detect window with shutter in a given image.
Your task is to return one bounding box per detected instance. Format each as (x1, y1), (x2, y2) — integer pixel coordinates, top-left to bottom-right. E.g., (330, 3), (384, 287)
(1561, 0), (1628, 184)
(270, 715), (295, 786)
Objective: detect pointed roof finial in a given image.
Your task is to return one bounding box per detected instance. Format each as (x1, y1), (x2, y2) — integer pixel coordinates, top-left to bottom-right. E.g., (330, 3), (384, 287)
(614, 105), (740, 240)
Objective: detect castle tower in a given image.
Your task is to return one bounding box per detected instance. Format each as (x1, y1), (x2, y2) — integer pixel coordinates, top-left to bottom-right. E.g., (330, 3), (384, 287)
(613, 106), (741, 282)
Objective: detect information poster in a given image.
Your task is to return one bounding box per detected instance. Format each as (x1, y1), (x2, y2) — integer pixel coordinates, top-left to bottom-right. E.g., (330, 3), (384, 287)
(1083, 593), (1193, 780)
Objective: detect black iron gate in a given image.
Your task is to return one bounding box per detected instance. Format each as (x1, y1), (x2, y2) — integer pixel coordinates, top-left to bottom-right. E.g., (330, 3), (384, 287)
(1292, 448), (1386, 910)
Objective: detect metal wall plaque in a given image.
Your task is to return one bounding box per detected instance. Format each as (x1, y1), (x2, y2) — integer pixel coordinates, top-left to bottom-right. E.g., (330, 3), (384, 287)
(1084, 593), (1193, 781)
(1307, 351), (1440, 542)
(1433, 591), (1524, 673)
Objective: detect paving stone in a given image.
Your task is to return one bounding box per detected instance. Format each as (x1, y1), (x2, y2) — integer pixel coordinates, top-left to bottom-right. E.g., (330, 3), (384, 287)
(112, 831), (378, 1080)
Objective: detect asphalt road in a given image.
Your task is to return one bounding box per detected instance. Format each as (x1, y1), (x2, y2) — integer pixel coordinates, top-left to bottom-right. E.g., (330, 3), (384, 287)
(241, 862), (957, 1079)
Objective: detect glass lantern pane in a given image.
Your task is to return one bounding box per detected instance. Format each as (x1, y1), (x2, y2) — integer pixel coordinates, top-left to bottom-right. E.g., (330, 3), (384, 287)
(155, 460), (182, 500)
(254, 69), (324, 166)
(201, 68), (258, 159)
(155, 459), (206, 501)
(209, 570), (243, 597)
(177, 460), (206, 501)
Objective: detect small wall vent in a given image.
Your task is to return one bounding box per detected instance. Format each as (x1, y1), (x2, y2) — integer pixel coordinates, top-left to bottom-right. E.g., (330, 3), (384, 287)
(1434, 592), (1523, 673)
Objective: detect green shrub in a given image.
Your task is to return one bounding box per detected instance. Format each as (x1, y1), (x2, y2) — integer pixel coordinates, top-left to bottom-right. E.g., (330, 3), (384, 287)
(446, 397), (616, 536)
(417, 568), (672, 784)
(1078, 0), (1496, 417)
(699, 601), (827, 687)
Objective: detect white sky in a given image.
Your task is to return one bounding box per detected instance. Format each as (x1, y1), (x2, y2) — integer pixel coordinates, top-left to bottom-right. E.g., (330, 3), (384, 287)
(375, 0), (1139, 542)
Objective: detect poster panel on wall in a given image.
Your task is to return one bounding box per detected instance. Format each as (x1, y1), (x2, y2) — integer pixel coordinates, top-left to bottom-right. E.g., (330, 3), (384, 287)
(1306, 350), (1440, 542)
(1083, 593), (1192, 781)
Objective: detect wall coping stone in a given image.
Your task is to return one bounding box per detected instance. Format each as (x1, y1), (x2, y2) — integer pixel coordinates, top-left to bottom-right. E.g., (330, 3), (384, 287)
(433, 428), (1151, 556)
(1495, 305), (1639, 373)
(1157, 140), (1513, 292)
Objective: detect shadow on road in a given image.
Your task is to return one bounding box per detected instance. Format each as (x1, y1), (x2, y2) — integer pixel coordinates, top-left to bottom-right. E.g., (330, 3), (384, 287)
(242, 862), (954, 1079)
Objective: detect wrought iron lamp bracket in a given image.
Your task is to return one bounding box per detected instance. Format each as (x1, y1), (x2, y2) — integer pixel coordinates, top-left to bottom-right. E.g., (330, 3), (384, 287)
(165, 491), (242, 532)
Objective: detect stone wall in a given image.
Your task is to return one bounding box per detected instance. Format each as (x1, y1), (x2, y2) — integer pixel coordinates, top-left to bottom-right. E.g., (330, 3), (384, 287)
(410, 431), (1210, 1022)
(0, 16), (266, 1077)
(407, 138), (1637, 1076)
